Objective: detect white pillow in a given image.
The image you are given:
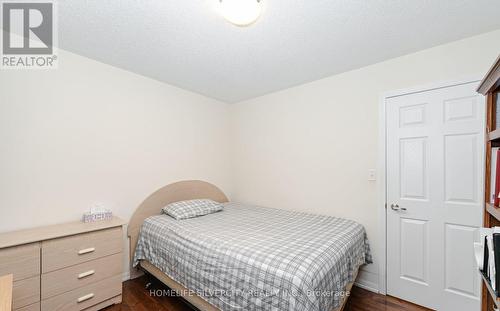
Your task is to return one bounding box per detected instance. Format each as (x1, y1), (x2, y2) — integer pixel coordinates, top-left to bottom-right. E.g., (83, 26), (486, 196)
(162, 199), (223, 220)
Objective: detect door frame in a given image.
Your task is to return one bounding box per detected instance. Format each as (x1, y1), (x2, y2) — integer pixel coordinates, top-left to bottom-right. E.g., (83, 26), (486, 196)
(377, 75), (484, 295)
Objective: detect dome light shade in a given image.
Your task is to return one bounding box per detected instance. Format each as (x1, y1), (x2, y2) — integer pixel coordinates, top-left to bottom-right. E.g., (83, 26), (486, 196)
(218, 0), (262, 26)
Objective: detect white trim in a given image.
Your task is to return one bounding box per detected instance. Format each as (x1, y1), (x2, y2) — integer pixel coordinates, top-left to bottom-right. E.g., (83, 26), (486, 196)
(355, 269), (380, 293)
(354, 281), (379, 294)
(377, 74), (483, 296)
(122, 270), (131, 282)
(382, 74), (483, 99)
(377, 92), (387, 295)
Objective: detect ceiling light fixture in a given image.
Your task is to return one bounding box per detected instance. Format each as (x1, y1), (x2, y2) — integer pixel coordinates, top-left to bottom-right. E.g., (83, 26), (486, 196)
(218, 0), (263, 27)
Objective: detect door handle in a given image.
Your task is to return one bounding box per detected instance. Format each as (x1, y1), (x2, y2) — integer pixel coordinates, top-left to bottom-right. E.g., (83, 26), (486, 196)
(77, 293), (94, 303)
(78, 270), (95, 279)
(390, 204), (407, 211)
(78, 247), (95, 255)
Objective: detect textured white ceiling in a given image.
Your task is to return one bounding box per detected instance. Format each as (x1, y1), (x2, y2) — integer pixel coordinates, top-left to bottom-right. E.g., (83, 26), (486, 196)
(58, 0), (500, 103)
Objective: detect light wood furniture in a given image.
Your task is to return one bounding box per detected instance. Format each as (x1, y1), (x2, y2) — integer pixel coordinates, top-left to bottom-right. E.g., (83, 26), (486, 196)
(0, 274), (13, 311)
(0, 217), (125, 311)
(479, 54), (500, 311)
(128, 180), (355, 311)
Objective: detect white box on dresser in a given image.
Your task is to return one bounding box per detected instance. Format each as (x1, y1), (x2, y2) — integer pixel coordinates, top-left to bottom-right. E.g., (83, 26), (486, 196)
(0, 217), (126, 311)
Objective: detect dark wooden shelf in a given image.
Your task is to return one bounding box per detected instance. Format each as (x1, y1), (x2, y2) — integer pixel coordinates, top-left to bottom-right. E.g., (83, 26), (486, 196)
(478, 54), (500, 95)
(486, 203), (500, 222)
(481, 54), (500, 311)
(481, 272), (500, 309)
(489, 129), (500, 141)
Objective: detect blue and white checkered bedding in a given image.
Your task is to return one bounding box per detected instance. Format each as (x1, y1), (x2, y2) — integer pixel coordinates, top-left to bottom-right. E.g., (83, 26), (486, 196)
(133, 202), (372, 311)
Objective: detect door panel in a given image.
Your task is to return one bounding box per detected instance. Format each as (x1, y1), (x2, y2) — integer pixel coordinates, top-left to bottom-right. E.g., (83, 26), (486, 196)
(387, 82), (484, 311)
(400, 104), (427, 127)
(444, 134), (478, 203)
(444, 96), (478, 122)
(400, 218), (429, 285)
(444, 224), (479, 298)
(400, 138), (428, 200)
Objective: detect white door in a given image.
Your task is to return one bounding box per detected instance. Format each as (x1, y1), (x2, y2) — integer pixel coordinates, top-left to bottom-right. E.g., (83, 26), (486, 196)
(386, 82), (484, 311)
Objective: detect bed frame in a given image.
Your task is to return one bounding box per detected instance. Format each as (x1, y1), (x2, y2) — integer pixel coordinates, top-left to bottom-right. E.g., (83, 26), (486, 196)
(128, 180), (354, 311)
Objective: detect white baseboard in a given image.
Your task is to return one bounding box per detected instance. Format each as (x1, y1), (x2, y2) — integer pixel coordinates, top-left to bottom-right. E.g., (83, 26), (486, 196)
(354, 281), (379, 293)
(122, 271), (130, 282)
(355, 270), (379, 293)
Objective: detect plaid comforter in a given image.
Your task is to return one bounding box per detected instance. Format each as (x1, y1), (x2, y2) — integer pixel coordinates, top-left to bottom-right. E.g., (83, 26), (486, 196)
(133, 202), (372, 311)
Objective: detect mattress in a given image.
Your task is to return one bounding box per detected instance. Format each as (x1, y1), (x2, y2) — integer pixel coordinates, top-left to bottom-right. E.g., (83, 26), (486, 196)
(133, 202), (372, 311)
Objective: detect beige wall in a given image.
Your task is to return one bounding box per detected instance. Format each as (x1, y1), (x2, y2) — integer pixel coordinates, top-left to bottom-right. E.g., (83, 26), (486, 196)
(229, 29), (500, 291)
(0, 50), (231, 233)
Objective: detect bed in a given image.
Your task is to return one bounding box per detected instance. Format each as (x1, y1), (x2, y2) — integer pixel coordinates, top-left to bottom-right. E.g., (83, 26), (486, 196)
(128, 180), (371, 311)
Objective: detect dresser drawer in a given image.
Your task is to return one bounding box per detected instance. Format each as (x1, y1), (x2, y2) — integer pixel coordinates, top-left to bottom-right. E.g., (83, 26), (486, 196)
(41, 275), (122, 311)
(76, 295), (121, 311)
(42, 253), (122, 299)
(0, 243), (40, 281)
(15, 302), (40, 311)
(42, 227), (122, 273)
(13, 276), (40, 309)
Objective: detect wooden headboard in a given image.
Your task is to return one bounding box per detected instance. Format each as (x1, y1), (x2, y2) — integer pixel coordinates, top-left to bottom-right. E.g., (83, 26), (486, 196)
(127, 180), (228, 266)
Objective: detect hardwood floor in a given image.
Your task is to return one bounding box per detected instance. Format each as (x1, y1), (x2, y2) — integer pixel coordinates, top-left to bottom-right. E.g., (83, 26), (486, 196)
(345, 286), (431, 311)
(105, 276), (431, 311)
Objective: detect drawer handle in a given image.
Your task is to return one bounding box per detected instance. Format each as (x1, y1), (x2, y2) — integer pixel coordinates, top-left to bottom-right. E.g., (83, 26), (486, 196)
(77, 270), (95, 279)
(78, 247), (95, 255)
(77, 293), (94, 303)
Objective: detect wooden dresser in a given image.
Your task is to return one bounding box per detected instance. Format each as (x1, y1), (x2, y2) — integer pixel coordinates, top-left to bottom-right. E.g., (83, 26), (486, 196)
(0, 274), (13, 311)
(0, 217), (126, 311)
